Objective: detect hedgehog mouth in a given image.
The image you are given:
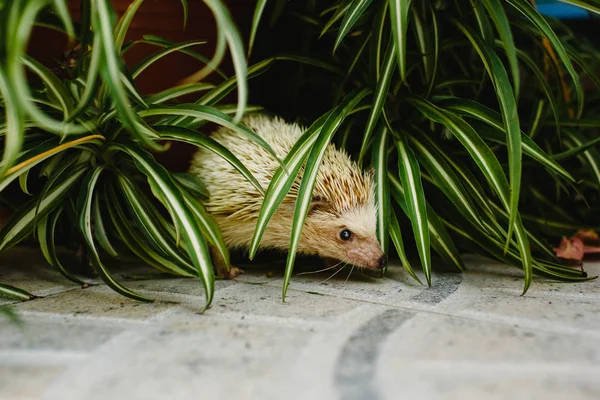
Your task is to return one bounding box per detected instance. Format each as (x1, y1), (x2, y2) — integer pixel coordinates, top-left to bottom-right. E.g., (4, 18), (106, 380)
(346, 254), (387, 270)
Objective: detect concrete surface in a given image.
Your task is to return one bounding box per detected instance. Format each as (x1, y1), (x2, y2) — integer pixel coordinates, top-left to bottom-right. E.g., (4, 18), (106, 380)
(0, 247), (599, 400)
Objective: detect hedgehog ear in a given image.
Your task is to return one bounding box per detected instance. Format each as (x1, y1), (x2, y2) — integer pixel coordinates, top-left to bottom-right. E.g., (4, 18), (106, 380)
(308, 197), (329, 216)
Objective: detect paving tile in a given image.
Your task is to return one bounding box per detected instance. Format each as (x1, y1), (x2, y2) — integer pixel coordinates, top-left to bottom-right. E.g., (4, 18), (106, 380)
(126, 275), (237, 296)
(13, 287), (174, 320)
(380, 313), (600, 364)
(210, 281), (364, 320)
(377, 364), (600, 400)
(41, 316), (314, 400)
(0, 247), (83, 297)
(0, 314), (123, 352)
(436, 260), (600, 335)
(0, 365), (66, 400)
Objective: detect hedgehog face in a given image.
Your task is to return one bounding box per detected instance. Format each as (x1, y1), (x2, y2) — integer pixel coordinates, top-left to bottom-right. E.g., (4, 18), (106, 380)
(305, 200), (386, 270)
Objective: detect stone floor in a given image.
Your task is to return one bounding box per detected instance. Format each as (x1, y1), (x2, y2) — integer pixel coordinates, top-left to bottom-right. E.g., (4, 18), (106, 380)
(1, 247), (599, 400)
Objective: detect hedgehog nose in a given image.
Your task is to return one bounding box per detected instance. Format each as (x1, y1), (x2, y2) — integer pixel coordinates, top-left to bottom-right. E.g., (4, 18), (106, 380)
(377, 256), (387, 269)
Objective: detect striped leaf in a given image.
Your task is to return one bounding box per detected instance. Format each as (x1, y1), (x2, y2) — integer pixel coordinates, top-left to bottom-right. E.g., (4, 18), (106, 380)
(481, 0), (520, 99)
(131, 40), (207, 79)
(389, 208), (421, 283)
(146, 83), (214, 105)
(371, 126), (390, 257)
(138, 105), (278, 164)
(78, 167), (154, 302)
(117, 174), (197, 275)
(395, 132), (431, 285)
(439, 98), (573, 182)
(173, 172), (210, 200)
(506, 0), (583, 118)
(0, 135), (104, 193)
(108, 143), (214, 309)
(248, 0), (268, 57)
(334, 0), (374, 52)
(452, 19), (522, 251)
(409, 97), (532, 293)
(283, 88), (370, 299)
(359, 39), (396, 162)
(388, 173), (464, 274)
(156, 125), (264, 196)
(249, 112), (332, 258)
(0, 167), (87, 252)
(37, 207), (87, 285)
(0, 282), (34, 301)
(203, 0), (247, 123)
(92, 192), (119, 258)
(389, 0), (412, 81)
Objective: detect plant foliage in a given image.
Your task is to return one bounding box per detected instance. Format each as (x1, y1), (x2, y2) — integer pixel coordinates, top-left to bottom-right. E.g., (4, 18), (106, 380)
(247, 0), (600, 296)
(0, 0), (267, 310)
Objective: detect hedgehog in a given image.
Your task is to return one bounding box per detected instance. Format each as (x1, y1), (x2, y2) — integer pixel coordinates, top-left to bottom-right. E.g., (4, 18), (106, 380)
(189, 114), (386, 278)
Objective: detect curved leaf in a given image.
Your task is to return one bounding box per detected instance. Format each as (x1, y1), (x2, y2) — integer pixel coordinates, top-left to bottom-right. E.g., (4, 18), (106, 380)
(283, 88), (370, 299)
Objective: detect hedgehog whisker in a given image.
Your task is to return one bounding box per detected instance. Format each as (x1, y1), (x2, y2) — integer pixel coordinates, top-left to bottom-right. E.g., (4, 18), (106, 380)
(297, 260), (343, 275)
(319, 262), (349, 284)
(344, 264), (355, 284)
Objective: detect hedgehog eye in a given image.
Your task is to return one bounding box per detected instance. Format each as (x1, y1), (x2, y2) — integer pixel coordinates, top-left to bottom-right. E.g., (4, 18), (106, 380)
(339, 229), (352, 241)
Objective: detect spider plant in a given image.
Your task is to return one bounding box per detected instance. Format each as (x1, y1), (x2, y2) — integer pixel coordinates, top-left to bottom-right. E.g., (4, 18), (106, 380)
(247, 0), (600, 298)
(0, 0), (278, 310)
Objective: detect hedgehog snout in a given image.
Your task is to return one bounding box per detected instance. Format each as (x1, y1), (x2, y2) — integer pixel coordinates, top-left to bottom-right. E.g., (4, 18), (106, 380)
(376, 255), (387, 269)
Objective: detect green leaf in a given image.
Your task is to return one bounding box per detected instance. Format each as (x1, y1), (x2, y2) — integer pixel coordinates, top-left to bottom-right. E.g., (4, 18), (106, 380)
(116, 174), (197, 276)
(68, 37), (102, 122)
(388, 173), (464, 274)
(0, 166), (87, 252)
(156, 125), (264, 196)
(182, 191), (230, 269)
(248, 112), (331, 259)
(204, 0), (247, 123)
(0, 68), (24, 180)
(51, 0), (76, 40)
(113, 0), (144, 53)
(173, 172), (210, 200)
(0, 135), (105, 194)
(37, 208), (87, 285)
(439, 98), (573, 182)
(283, 88), (370, 299)
(412, 5), (438, 96)
(18, 170), (31, 195)
(78, 167), (154, 302)
(388, 208), (421, 283)
(146, 83), (214, 105)
(371, 126), (390, 257)
(139, 104), (280, 164)
(334, 0), (374, 52)
(388, 0), (412, 81)
(409, 97), (532, 293)
(108, 143), (214, 309)
(94, 0), (162, 150)
(407, 131), (486, 232)
(105, 186), (195, 277)
(92, 192), (119, 258)
(179, 0), (188, 28)
(452, 19), (521, 253)
(22, 55), (74, 119)
(248, 0), (268, 57)
(506, 0), (583, 118)
(513, 46), (560, 138)
(395, 132), (430, 285)
(481, 0), (520, 99)
(0, 283), (34, 301)
(131, 40), (206, 79)
(359, 38), (396, 162)
(557, 0), (600, 16)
